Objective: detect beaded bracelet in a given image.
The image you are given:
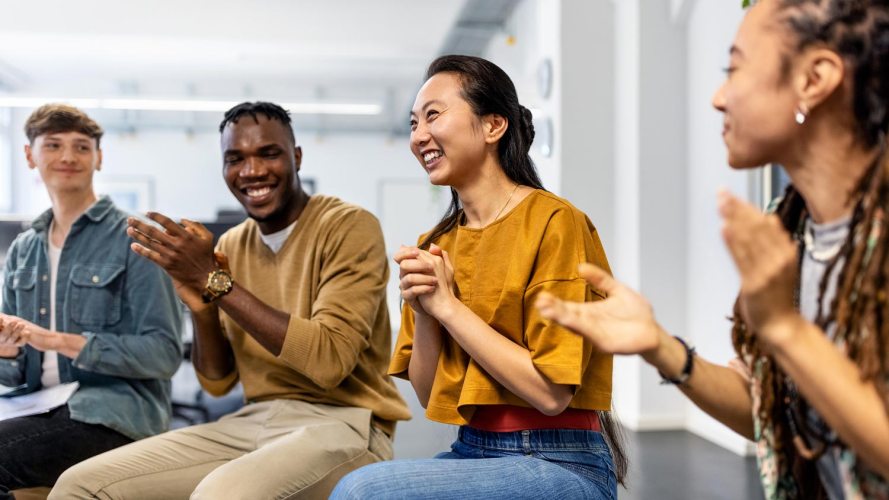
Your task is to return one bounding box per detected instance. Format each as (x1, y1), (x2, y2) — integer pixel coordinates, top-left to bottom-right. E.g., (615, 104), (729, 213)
(658, 336), (696, 386)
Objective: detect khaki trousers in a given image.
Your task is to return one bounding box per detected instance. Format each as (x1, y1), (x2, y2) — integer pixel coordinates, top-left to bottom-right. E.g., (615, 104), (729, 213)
(49, 400), (392, 500)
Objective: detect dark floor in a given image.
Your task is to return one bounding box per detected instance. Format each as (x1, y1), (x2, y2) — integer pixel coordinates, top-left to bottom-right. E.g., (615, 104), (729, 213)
(620, 430), (763, 500)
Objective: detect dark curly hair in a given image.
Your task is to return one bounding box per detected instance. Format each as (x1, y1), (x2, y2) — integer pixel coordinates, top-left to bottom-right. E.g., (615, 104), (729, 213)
(218, 101), (295, 143)
(731, 1), (889, 496)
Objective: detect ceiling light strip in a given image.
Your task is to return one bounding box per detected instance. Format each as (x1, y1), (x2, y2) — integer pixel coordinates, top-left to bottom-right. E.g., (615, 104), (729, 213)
(0, 97), (382, 115)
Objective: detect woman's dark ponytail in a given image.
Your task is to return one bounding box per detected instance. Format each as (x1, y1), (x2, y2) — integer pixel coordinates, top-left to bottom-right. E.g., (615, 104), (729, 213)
(518, 104), (536, 155)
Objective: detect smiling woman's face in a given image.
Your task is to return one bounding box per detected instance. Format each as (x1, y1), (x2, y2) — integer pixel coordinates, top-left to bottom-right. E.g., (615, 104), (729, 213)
(712, 0), (802, 169)
(409, 72), (490, 188)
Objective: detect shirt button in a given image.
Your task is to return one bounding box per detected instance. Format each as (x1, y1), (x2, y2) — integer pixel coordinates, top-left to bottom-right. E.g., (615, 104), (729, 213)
(39, 307), (47, 315)
(42, 275), (48, 282)
(91, 276), (100, 283)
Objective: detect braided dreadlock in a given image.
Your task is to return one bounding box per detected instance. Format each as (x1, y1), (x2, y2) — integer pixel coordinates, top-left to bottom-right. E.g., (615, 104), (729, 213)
(731, 1), (889, 496)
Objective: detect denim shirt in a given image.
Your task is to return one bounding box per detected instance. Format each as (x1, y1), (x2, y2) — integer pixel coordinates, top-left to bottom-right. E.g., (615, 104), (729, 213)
(0, 196), (183, 440)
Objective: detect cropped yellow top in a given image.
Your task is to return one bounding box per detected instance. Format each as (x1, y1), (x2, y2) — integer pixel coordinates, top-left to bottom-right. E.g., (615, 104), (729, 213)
(390, 190), (613, 425)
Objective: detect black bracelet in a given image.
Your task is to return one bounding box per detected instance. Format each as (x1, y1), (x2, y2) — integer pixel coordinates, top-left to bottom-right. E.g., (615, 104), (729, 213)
(658, 336), (695, 386)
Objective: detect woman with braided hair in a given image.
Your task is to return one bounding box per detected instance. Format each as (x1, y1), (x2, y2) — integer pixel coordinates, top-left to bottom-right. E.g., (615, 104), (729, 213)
(537, 0), (889, 498)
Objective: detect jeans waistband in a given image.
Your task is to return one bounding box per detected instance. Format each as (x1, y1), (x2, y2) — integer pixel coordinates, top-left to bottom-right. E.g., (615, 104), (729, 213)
(457, 425), (605, 452)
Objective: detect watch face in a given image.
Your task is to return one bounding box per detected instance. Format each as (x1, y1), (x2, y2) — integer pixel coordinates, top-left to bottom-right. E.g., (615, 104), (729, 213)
(208, 271), (232, 292)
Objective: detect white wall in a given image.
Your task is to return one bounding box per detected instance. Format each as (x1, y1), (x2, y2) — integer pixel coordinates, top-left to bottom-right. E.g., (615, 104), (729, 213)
(636, 0), (690, 430)
(684, 0), (752, 455)
(483, 0), (561, 192)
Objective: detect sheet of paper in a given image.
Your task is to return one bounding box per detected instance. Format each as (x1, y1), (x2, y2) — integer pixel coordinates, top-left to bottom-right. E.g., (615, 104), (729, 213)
(0, 383), (27, 397)
(0, 382), (79, 420)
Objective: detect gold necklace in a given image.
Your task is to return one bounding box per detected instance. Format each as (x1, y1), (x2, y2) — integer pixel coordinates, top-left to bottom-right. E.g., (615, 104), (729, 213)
(488, 184), (520, 226)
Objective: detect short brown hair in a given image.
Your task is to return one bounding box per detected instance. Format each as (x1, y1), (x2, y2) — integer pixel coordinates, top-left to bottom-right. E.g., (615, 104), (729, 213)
(24, 104), (104, 147)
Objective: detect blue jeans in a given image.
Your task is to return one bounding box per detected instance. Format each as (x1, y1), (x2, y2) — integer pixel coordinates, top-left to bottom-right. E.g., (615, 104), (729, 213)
(331, 426), (616, 500)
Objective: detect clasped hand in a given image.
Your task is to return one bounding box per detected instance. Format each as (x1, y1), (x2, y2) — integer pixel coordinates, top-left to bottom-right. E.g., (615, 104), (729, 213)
(0, 314), (28, 351)
(0, 314), (65, 353)
(394, 244), (457, 319)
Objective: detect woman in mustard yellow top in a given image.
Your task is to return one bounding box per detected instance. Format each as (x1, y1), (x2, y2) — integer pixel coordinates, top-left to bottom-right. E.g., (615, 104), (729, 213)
(331, 55), (625, 500)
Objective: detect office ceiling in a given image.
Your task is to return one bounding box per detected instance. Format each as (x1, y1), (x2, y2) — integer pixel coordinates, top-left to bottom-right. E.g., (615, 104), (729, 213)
(0, 0), (520, 134)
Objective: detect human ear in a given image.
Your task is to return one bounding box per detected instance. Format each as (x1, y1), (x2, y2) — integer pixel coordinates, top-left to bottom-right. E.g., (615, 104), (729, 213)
(24, 144), (35, 169)
(483, 114), (508, 145)
(293, 146), (303, 172)
(794, 48), (844, 113)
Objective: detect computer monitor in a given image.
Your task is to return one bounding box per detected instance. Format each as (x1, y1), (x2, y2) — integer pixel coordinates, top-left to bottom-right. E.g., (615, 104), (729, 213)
(0, 219), (29, 268)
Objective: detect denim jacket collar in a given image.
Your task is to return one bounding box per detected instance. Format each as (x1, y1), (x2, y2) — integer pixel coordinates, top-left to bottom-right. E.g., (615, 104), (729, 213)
(30, 195), (114, 233)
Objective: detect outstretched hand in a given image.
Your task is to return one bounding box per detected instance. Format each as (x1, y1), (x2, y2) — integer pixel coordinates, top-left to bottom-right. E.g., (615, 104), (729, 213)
(536, 263), (662, 356)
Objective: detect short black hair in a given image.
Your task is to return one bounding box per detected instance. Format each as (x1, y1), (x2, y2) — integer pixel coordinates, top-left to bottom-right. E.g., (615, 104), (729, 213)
(218, 101), (295, 142)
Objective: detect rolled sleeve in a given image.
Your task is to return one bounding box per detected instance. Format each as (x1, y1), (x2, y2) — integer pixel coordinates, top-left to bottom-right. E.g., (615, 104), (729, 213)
(276, 210), (386, 390)
(523, 278), (591, 386)
(195, 366), (239, 397)
(521, 206), (609, 387)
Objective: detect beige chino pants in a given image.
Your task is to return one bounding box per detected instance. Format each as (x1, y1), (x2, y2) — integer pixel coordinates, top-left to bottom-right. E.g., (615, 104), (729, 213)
(49, 400), (392, 500)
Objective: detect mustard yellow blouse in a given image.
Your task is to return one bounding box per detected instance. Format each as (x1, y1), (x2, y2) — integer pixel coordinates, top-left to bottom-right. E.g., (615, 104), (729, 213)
(389, 189), (613, 425)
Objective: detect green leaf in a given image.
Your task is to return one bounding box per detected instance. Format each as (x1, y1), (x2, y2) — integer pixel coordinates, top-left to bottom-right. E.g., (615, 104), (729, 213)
(742, 0), (751, 7)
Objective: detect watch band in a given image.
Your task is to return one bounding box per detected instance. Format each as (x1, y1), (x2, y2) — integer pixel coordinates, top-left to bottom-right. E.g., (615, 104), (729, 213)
(658, 336), (696, 386)
(201, 288), (221, 304)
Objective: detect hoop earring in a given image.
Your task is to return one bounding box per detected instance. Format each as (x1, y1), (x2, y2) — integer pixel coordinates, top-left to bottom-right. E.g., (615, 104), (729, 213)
(795, 105), (808, 125)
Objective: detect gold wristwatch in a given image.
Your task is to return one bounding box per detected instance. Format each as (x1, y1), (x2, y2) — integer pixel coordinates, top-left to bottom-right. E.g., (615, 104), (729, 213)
(201, 269), (234, 303)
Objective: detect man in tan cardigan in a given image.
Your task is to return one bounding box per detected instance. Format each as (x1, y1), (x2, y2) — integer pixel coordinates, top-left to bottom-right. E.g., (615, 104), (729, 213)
(51, 101), (410, 499)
